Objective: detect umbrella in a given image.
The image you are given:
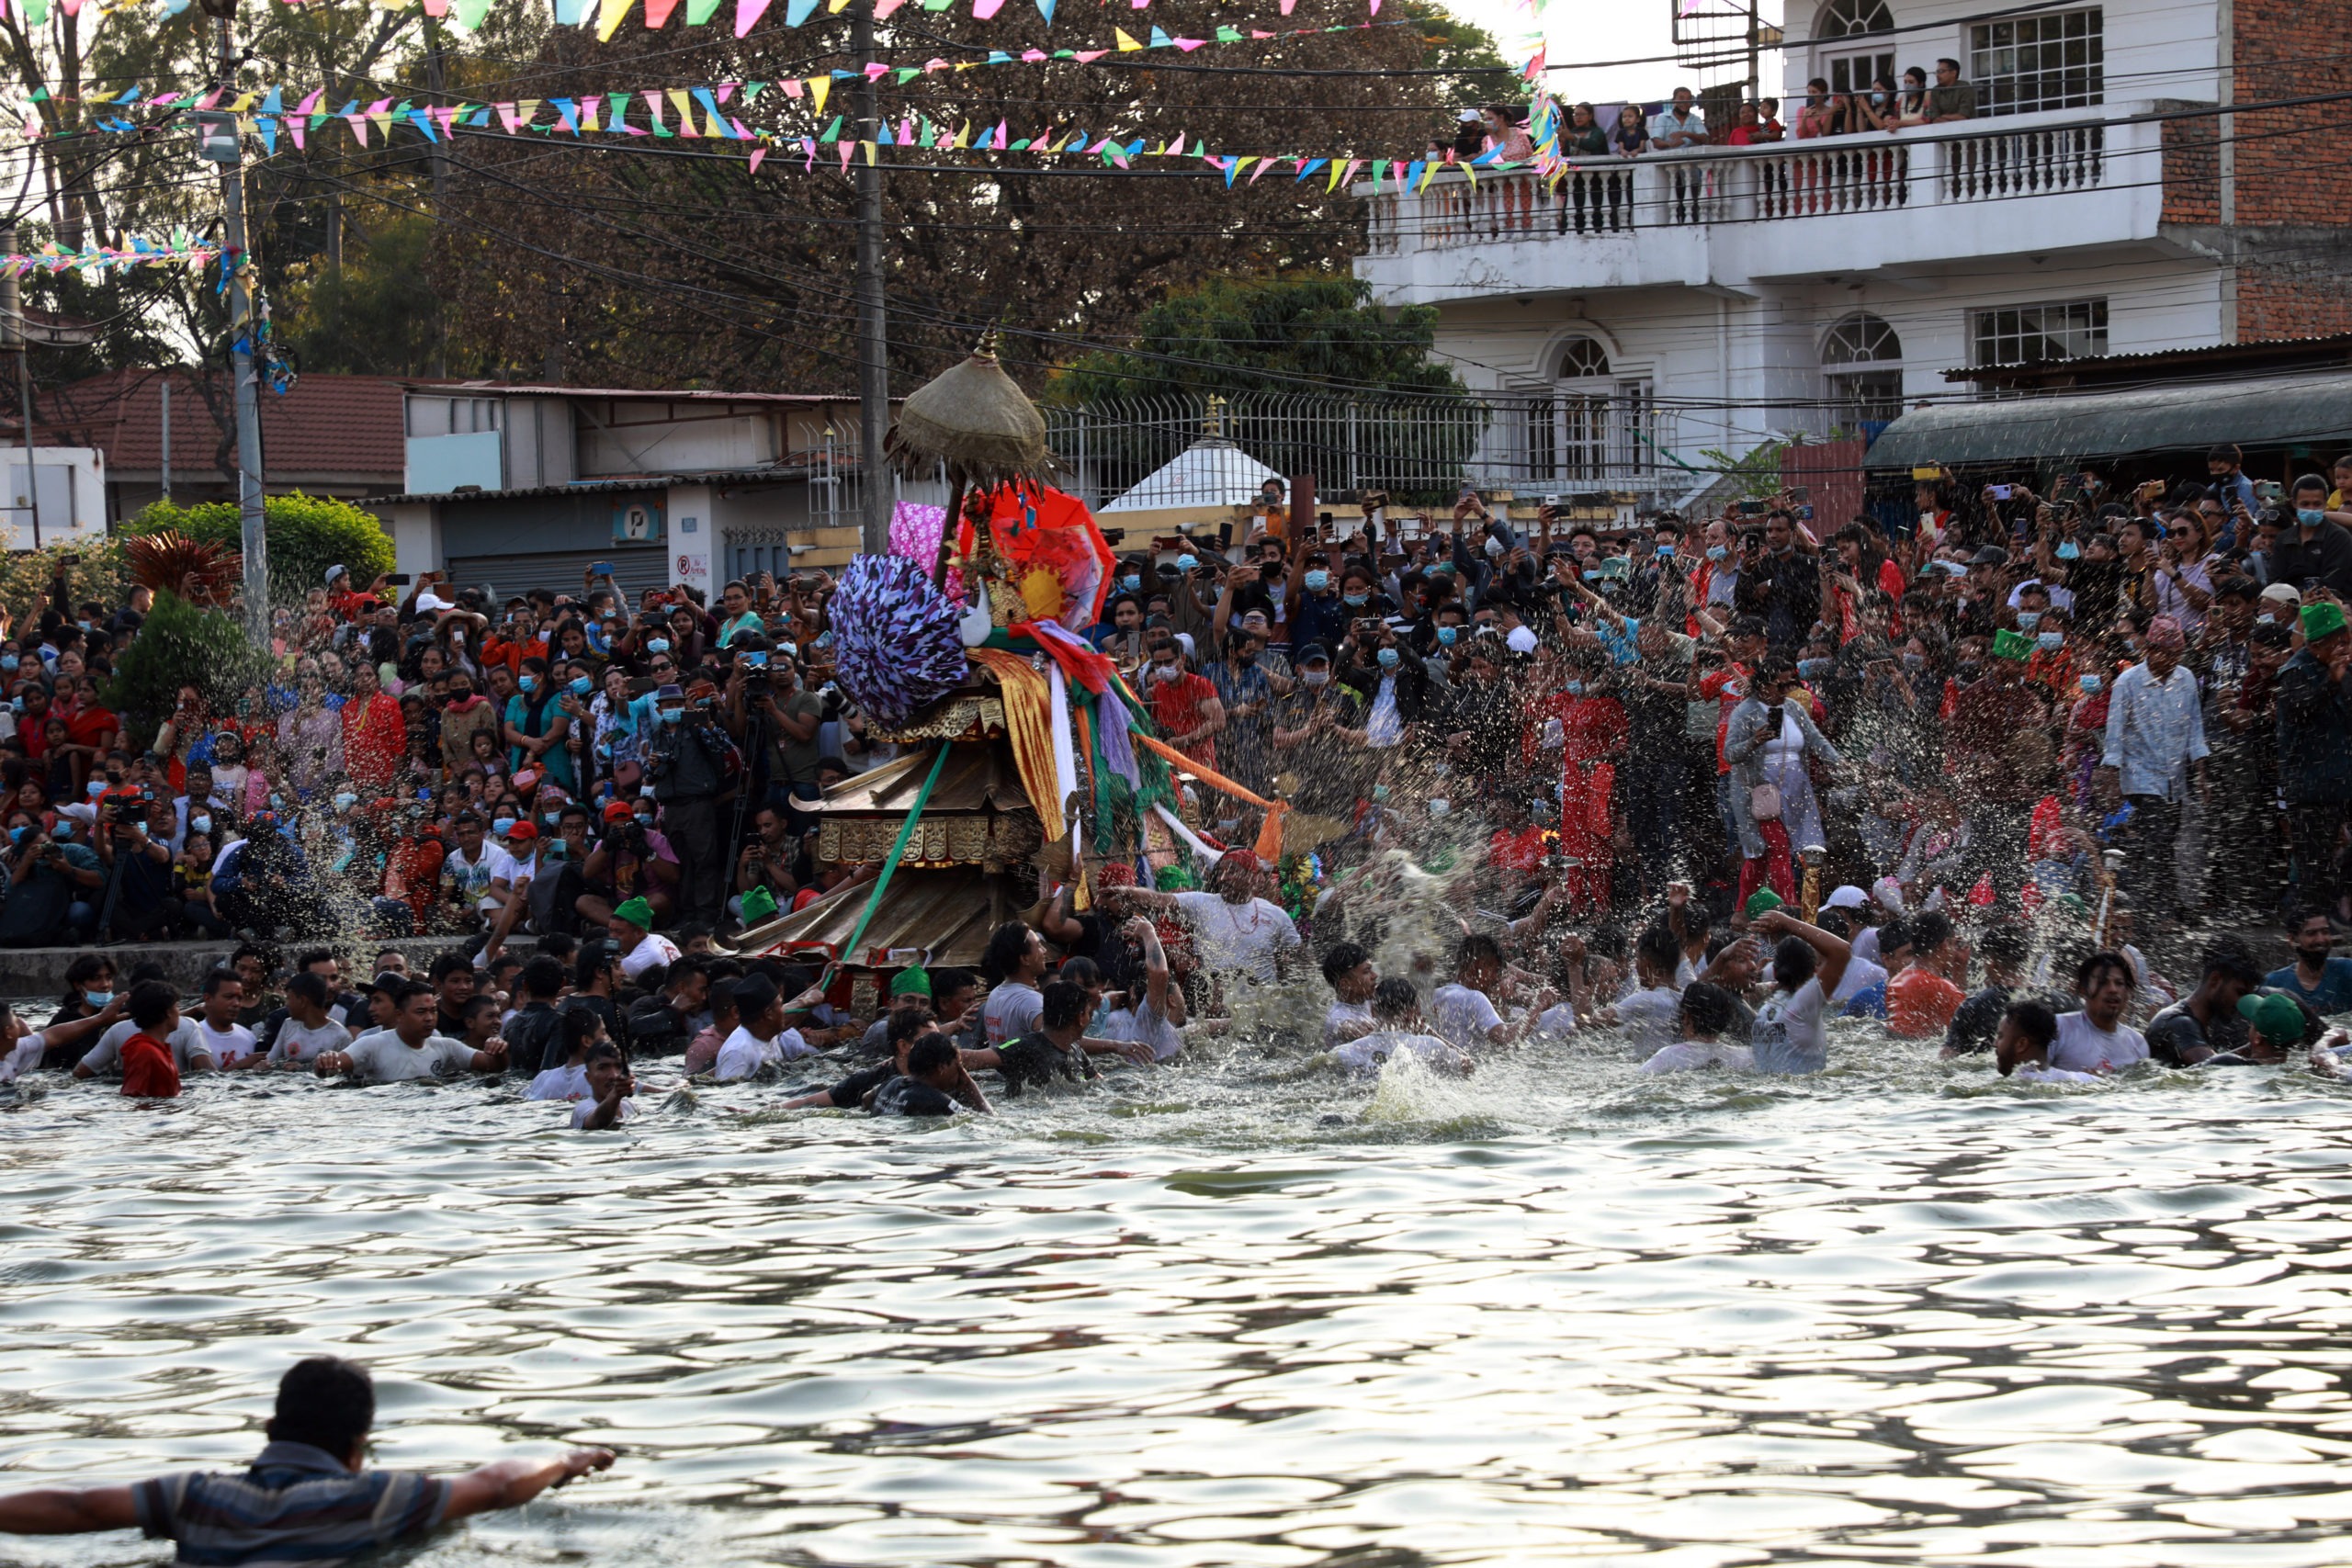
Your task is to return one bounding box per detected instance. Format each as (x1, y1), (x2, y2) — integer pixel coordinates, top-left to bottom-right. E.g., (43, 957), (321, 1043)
(884, 333), (1058, 588)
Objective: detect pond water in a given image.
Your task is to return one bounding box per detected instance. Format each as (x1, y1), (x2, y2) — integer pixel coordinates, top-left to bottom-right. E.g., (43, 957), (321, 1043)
(6, 1032), (2352, 1567)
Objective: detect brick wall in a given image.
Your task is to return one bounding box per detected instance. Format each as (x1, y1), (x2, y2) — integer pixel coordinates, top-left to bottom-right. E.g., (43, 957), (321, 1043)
(2233, 0), (2352, 228)
(2237, 274), (2352, 339)
(2158, 108), (2221, 227)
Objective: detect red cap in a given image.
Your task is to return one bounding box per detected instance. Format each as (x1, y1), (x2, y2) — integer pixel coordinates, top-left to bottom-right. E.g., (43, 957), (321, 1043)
(1095, 862), (1136, 889)
(506, 822), (538, 842)
(603, 799), (635, 824)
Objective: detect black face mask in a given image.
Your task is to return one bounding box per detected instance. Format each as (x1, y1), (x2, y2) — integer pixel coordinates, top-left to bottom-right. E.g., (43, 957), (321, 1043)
(1235, 651), (1258, 666)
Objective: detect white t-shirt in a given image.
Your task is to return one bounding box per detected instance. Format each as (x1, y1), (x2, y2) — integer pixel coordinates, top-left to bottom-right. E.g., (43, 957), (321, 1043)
(1, 1029), (51, 1083)
(1641, 1040), (1756, 1074)
(1612, 986), (1681, 1054)
(571, 1096), (639, 1128)
(1749, 978), (1827, 1074)
(1430, 983), (1506, 1053)
(1324, 998), (1374, 1046)
(1100, 1001), (1184, 1063)
(527, 1061), (592, 1101)
(2050, 1011), (2149, 1075)
(341, 1032), (479, 1084)
(619, 931), (682, 980)
(983, 980), (1044, 1050)
(712, 1024), (813, 1082)
(2013, 1060), (2101, 1084)
(266, 1017), (352, 1066)
(1533, 1001), (1580, 1036)
(197, 1018), (259, 1067)
(1333, 1029), (1467, 1078)
(1852, 927), (1883, 969)
(82, 1019), (211, 1075)
(1828, 954), (1888, 1007)
(447, 843), (518, 914)
(1173, 892), (1302, 983)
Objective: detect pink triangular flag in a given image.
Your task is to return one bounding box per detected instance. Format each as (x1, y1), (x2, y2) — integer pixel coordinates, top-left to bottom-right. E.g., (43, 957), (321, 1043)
(838, 139), (854, 172)
(1074, 49), (1106, 61)
(716, 81), (737, 103)
(749, 146), (766, 172)
(863, 62), (888, 79)
(645, 0), (679, 23)
(734, 0), (770, 36)
(875, 0), (902, 13)
(973, 0), (1003, 15)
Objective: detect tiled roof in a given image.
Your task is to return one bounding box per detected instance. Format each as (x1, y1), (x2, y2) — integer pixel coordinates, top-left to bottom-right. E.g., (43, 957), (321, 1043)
(23, 368), (407, 480)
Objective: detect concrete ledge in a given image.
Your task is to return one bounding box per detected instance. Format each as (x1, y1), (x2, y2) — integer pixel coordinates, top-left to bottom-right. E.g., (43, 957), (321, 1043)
(0, 935), (475, 998)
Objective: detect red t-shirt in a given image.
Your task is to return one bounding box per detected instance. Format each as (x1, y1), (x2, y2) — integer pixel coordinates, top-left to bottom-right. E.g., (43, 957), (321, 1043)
(1699, 664), (1752, 774)
(1148, 671), (1220, 769)
(341, 692), (407, 791)
(1886, 967), (1964, 1039)
(120, 1031), (180, 1098)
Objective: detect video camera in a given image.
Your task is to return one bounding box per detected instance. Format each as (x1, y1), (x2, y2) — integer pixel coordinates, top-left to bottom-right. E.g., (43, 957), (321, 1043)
(100, 784), (153, 829)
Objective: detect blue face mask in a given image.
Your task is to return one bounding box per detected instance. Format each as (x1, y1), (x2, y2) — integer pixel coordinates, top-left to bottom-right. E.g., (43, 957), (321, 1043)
(85, 780), (106, 798)
(1343, 593), (1369, 608)
(268, 794), (283, 810)
(2080, 673), (2103, 693)
(1177, 555), (1199, 573)
(51, 821), (70, 840)
(85, 989), (110, 1008)
(648, 637), (671, 654)
(1902, 653), (1926, 671)
(2299, 509), (2327, 527)
(570, 676), (593, 696)
(2037, 631), (2065, 651)
(1565, 679), (1584, 696)
(1121, 574), (1142, 593)
(2055, 541), (2081, 560)
(660, 707), (684, 726)
(1, 656), (17, 672)
(1436, 626), (1458, 647)
(1583, 570), (1604, 582)
(1798, 658), (1832, 680)
(1305, 570), (1330, 592)
(189, 814), (210, 835)
(492, 816), (516, 836)
(334, 792), (359, 812)
(2015, 610), (2041, 632)
(7, 826), (25, 845)
(517, 675), (537, 694)
(1706, 546), (1729, 562)
(1376, 647), (1400, 670)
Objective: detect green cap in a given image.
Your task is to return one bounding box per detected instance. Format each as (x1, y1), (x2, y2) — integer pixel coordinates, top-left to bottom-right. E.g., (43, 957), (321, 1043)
(2301, 600), (2347, 643)
(1745, 887), (1784, 919)
(1155, 863), (1196, 891)
(738, 886), (778, 925)
(2238, 990), (2305, 1045)
(889, 966), (933, 998)
(614, 896), (656, 930)
(1992, 627), (2036, 661)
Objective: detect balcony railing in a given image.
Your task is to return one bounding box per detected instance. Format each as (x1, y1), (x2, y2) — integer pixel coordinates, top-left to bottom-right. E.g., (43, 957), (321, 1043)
(1363, 106), (2123, 254)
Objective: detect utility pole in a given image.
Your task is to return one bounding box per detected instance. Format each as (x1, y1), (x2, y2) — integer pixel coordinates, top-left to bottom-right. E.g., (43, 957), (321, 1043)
(852, 0), (890, 557)
(0, 225), (42, 549)
(209, 10), (268, 638)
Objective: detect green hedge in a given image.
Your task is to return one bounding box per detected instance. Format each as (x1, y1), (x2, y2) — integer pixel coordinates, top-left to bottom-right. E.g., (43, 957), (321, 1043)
(0, 539), (130, 631)
(124, 492), (394, 604)
(101, 591), (272, 744)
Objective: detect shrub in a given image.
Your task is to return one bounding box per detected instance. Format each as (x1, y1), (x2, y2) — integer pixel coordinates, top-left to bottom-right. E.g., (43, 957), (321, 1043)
(101, 591), (271, 744)
(124, 492), (393, 604)
(0, 538), (130, 630)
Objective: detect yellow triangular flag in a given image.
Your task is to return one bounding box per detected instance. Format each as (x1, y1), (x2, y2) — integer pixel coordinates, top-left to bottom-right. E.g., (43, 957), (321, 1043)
(1114, 28), (1142, 49)
(230, 91), (257, 111)
(954, 120), (969, 147)
(517, 98), (541, 129)
(1327, 159), (1346, 191)
(828, 0), (850, 9)
(808, 77), (830, 115)
(667, 88), (695, 126)
(1415, 160), (1437, 192)
(595, 0), (632, 40)
(578, 96), (601, 132)
(862, 139), (876, 164)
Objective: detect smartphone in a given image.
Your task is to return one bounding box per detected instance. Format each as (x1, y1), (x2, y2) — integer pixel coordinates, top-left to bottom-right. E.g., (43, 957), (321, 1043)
(2256, 480), (2286, 502)
(386, 572), (412, 586)
(592, 560), (614, 576)
(1987, 484), (2016, 501)
(58, 553), (79, 565)
(1797, 504), (1814, 521)
(1737, 500), (1764, 516)
(1217, 521), (1234, 548)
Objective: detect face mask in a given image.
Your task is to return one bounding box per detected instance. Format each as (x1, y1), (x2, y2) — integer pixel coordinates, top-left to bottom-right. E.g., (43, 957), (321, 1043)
(1797, 658), (1831, 680)
(570, 676), (593, 696)
(1149, 662), (1182, 682)
(1956, 662), (1983, 683)
(1372, 784), (1391, 802)
(1483, 535), (1506, 558)
(2080, 673), (2103, 693)
(660, 707), (684, 726)
(85, 989), (111, 1007)
(1121, 574), (1142, 593)
(492, 817), (516, 836)
(1304, 670), (1330, 688)
(1429, 798), (1451, 818)
(1216, 818), (1241, 837)
(1343, 593), (1368, 608)
(190, 815), (210, 835)
(334, 792), (358, 812)
(635, 811), (658, 830)
(1902, 653), (1926, 671)
(51, 821), (70, 840)
(85, 780), (106, 799)
(1376, 647), (1400, 670)
(2015, 611), (2041, 632)
(2056, 541), (2081, 560)
(1870, 92), (1887, 105)
(6, 826), (23, 845)
(2257, 613), (2276, 626)
(267, 794), (284, 809)
(648, 638), (672, 654)
(1706, 546), (1729, 562)
(1305, 570), (1330, 592)
(1437, 626), (1458, 647)
(2300, 509), (2327, 527)
(1177, 555), (1198, 573)
(2037, 632), (2065, 651)
(517, 675), (537, 694)
(1, 656), (17, 672)
(1565, 680), (1584, 696)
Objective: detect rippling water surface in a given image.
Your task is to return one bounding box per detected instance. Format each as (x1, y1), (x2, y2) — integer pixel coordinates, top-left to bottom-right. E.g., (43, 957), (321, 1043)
(8, 1024), (2352, 1566)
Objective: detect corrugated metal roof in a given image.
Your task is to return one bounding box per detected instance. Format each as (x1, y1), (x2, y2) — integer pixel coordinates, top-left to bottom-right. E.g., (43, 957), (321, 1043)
(1868, 372), (2352, 470)
(1949, 331), (2352, 386)
(362, 466), (819, 506)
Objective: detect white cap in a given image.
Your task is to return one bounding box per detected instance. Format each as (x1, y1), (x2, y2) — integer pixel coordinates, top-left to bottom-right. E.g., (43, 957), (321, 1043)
(414, 592), (452, 613)
(1506, 625), (1539, 655)
(2260, 581), (2302, 607)
(1871, 875), (1906, 912)
(1823, 885), (1868, 909)
(324, 564), (347, 586)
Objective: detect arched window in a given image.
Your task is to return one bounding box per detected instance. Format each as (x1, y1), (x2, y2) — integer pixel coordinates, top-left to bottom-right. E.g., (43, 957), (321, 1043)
(1817, 0), (1894, 98)
(1822, 312), (1903, 426)
(1556, 337), (1611, 379)
(1820, 0), (1893, 35)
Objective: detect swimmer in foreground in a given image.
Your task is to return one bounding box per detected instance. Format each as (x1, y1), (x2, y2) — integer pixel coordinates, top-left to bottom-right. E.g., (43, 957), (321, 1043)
(1994, 998), (2100, 1083)
(0, 1355), (614, 1562)
(1332, 978), (1472, 1078)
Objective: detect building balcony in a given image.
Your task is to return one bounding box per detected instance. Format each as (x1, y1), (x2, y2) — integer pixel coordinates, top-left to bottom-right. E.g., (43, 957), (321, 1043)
(1356, 103), (2169, 305)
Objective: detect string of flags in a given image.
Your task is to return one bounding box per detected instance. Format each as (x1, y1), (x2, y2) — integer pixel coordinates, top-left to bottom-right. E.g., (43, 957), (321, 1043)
(18, 0), (1391, 30)
(0, 234), (220, 276)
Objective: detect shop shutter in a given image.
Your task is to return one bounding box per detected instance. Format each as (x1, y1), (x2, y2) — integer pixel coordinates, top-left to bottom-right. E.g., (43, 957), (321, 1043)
(443, 547), (674, 608)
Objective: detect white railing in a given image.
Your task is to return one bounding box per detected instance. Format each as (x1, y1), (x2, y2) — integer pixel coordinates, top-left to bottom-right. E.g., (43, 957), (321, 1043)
(1362, 103), (2139, 252)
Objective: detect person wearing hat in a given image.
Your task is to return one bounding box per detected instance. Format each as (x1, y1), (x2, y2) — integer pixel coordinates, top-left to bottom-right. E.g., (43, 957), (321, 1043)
(2096, 613), (2208, 924)
(324, 563), (391, 623)
(579, 797), (681, 931)
(2275, 595), (2352, 922)
(2224, 990), (2319, 1064)
(642, 681), (731, 928)
(605, 895), (681, 983)
(1271, 641), (1368, 817)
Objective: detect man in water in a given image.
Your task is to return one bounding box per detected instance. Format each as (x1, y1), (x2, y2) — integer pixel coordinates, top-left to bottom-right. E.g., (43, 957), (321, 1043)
(1995, 998), (2100, 1083)
(710, 977), (817, 1082)
(1599, 926), (1683, 1054)
(1941, 925), (2030, 1056)
(965, 979), (1148, 1097)
(1431, 933), (1555, 1054)
(2050, 952), (2151, 1074)
(1320, 942), (1379, 1046)
(311, 981), (509, 1083)
(1747, 908), (1851, 1074)
(1886, 910), (1967, 1039)
(1639, 981), (1753, 1074)
(1331, 978), (1471, 1078)
(2145, 940), (2267, 1066)
(2267, 909), (2352, 1013)
(0, 1356), (613, 1558)
(573, 1042), (638, 1129)
(872, 1035), (974, 1116)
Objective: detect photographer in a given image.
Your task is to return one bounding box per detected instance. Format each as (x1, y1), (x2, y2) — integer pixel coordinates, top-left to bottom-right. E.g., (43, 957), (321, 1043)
(579, 797), (681, 929)
(729, 642), (826, 825)
(93, 786), (177, 942)
(212, 810), (327, 937)
(646, 680), (738, 928)
(732, 803), (799, 923)
(0, 813), (101, 946)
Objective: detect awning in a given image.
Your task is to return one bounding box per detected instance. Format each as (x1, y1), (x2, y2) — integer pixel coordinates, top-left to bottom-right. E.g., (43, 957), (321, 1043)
(1866, 372), (2352, 470)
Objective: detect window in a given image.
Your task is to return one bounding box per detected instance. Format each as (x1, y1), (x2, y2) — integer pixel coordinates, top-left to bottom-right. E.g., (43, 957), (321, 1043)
(1970, 8), (2103, 116)
(1823, 313), (1904, 424)
(1819, 0), (1892, 34)
(1556, 338), (1611, 378)
(1971, 299), (2108, 367)
(1817, 0), (1893, 96)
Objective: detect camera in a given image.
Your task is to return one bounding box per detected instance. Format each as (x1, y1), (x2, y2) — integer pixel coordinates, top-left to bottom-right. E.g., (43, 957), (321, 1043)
(818, 682), (845, 720)
(103, 785), (152, 827)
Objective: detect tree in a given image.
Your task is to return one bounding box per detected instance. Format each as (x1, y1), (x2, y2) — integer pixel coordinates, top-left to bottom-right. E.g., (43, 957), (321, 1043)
(125, 493), (394, 604)
(101, 591), (269, 744)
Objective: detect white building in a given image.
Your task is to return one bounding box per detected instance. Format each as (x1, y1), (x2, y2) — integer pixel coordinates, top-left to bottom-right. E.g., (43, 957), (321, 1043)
(1354, 0), (2260, 502)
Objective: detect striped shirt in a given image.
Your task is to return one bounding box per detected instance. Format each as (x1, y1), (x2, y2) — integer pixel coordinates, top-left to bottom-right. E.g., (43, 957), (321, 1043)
(132, 1441), (448, 1566)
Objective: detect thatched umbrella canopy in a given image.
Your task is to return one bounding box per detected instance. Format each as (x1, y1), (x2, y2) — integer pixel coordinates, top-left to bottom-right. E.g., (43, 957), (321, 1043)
(886, 338), (1058, 585)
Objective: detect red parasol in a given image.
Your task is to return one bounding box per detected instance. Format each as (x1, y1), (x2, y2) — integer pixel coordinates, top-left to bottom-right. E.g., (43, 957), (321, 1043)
(956, 480), (1116, 632)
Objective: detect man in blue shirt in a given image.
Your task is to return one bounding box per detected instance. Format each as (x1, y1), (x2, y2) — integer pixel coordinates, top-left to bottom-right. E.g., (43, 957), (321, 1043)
(2267, 909), (2352, 1015)
(0, 1357), (613, 1563)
